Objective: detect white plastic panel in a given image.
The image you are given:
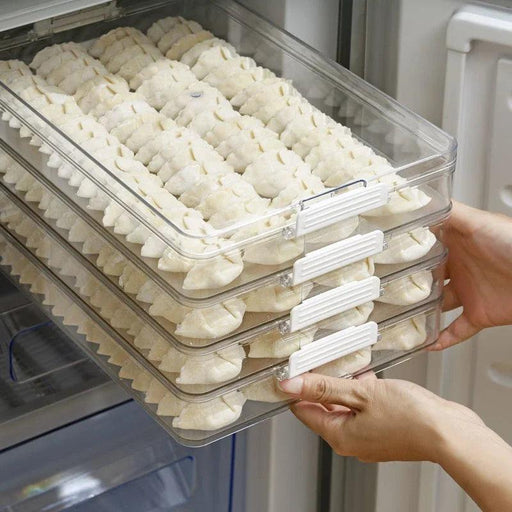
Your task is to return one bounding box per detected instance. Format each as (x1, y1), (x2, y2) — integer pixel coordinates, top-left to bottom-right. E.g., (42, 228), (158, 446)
(295, 183), (388, 237)
(291, 231), (384, 285)
(289, 276), (381, 332)
(287, 322), (378, 378)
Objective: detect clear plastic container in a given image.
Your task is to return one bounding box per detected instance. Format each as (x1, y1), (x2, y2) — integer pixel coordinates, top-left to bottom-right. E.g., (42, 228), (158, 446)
(0, 145), (449, 349)
(0, 225), (442, 445)
(0, 0), (455, 300)
(0, 184), (446, 397)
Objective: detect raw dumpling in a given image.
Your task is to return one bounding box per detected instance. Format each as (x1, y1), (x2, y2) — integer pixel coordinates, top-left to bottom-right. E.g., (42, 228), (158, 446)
(243, 376), (289, 403)
(204, 115), (264, 148)
(157, 392), (187, 417)
(164, 345), (245, 385)
(270, 174), (325, 208)
(363, 175), (432, 217)
(292, 125), (354, 158)
(180, 37), (236, 67)
(314, 258), (375, 288)
(191, 45), (237, 80)
(75, 75), (130, 114)
(372, 315), (427, 351)
(244, 282), (313, 313)
(172, 391), (246, 431)
(248, 327), (317, 359)
(157, 19), (203, 54)
(243, 149), (311, 198)
(166, 30), (214, 60)
(89, 27), (149, 58)
(175, 299), (246, 339)
(379, 270), (433, 306)
(135, 65), (196, 109)
(318, 302), (374, 331)
(214, 66), (276, 100)
(312, 347), (371, 377)
(280, 111), (336, 149)
(147, 16), (188, 44)
(375, 228), (437, 264)
(231, 77), (300, 109)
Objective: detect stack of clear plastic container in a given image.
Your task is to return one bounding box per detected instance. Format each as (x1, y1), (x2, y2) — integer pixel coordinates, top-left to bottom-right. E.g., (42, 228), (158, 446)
(0, 0), (455, 445)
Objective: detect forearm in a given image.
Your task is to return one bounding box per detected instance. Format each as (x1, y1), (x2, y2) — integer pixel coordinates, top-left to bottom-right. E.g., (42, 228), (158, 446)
(437, 423), (512, 511)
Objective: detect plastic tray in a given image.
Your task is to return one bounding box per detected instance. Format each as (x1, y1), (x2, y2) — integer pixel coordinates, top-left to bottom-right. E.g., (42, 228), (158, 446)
(0, 144), (449, 350)
(0, 227), (442, 445)
(0, 0), (455, 300)
(0, 186), (446, 398)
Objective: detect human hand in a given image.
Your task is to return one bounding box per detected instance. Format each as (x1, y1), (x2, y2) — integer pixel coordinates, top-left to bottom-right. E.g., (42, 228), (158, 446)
(430, 201), (512, 350)
(279, 372), (484, 463)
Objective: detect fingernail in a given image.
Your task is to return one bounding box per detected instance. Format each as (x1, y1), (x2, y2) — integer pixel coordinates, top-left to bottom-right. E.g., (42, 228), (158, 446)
(278, 376), (304, 395)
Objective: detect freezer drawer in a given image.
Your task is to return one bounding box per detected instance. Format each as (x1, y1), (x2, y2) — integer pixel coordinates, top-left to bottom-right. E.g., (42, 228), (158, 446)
(0, 271), (125, 450)
(0, 401), (237, 512)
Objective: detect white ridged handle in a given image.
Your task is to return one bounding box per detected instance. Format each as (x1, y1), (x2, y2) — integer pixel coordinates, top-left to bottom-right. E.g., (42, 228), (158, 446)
(291, 230), (384, 285)
(295, 183), (388, 236)
(286, 322), (378, 378)
(289, 276), (381, 332)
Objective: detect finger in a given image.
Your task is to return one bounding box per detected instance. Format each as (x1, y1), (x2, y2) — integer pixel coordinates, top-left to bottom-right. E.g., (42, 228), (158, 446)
(324, 403), (352, 413)
(442, 282), (461, 312)
(279, 373), (368, 410)
(428, 313), (480, 350)
(290, 401), (350, 439)
(355, 370), (377, 381)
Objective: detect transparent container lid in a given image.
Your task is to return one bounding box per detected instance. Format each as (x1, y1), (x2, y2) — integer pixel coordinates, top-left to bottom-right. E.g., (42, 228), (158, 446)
(0, 0), (455, 300)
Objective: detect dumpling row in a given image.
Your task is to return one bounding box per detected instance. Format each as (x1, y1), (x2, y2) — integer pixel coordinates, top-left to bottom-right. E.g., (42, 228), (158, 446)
(0, 240), (248, 431)
(4, 56), (245, 291)
(148, 16), (432, 217)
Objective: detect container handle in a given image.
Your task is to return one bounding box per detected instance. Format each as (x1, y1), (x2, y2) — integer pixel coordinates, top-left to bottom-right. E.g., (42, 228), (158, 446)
(288, 276), (381, 332)
(295, 182), (388, 237)
(291, 230), (384, 285)
(284, 322), (378, 379)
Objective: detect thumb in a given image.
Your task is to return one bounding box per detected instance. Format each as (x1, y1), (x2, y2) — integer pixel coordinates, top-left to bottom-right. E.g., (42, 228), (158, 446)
(429, 313), (481, 351)
(279, 372), (368, 410)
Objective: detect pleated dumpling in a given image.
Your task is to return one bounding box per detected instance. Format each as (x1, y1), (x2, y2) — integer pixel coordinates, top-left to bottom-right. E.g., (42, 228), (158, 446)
(312, 348), (371, 377)
(98, 98), (156, 132)
(243, 149), (311, 198)
(318, 302), (374, 332)
(31, 42), (84, 69)
(204, 115), (265, 148)
(214, 66), (276, 101)
(375, 227), (437, 264)
(231, 215), (305, 265)
(379, 270), (433, 306)
(156, 392), (187, 417)
(191, 44), (237, 79)
(314, 258), (375, 288)
(75, 74), (130, 114)
(292, 125), (353, 158)
(244, 282), (313, 313)
(175, 298), (246, 339)
(363, 174), (432, 217)
(203, 55), (257, 88)
(248, 327), (317, 359)
(147, 16), (188, 45)
(243, 376), (290, 403)
(217, 128), (283, 172)
(172, 391), (246, 431)
(180, 37), (236, 67)
(156, 19), (203, 54)
(134, 64), (196, 109)
(231, 77), (299, 109)
(89, 27), (149, 58)
(106, 43), (161, 75)
(372, 315), (428, 351)
(280, 110), (336, 149)
(271, 173), (325, 208)
(183, 247), (244, 290)
(34, 47), (88, 78)
(166, 30), (214, 60)
(160, 344), (245, 385)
